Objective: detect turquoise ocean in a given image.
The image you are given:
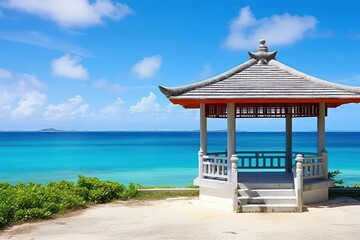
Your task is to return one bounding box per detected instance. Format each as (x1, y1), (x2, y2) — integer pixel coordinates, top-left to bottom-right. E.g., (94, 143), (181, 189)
(0, 131), (360, 186)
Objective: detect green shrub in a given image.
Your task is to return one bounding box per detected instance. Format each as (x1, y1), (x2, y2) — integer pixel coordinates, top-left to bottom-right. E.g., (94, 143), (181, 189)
(0, 176), (139, 229)
(0, 203), (12, 227)
(77, 176), (127, 203)
(351, 184), (360, 188)
(44, 181), (86, 211)
(125, 182), (139, 199)
(13, 208), (52, 222)
(328, 170), (345, 187)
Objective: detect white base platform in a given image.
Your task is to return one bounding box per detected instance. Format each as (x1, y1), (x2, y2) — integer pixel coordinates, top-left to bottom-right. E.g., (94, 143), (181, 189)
(194, 172), (335, 212)
(194, 177), (234, 211)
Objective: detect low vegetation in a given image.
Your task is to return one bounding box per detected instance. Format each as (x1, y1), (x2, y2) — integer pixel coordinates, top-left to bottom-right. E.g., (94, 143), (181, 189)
(1, 171), (357, 229)
(328, 170), (360, 199)
(328, 169), (360, 188)
(0, 176), (138, 229)
(134, 184), (199, 200)
(328, 170), (345, 187)
(136, 184), (199, 189)
(135, 190), (198, 200)
(0, 177), (199, 229)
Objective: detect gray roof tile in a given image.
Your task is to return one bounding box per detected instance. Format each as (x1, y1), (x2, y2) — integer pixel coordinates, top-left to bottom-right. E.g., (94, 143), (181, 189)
(159, 41), (360, 108)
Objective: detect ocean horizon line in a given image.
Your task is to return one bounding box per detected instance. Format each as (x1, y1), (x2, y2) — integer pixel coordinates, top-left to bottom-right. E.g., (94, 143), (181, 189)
(2, 129), (360, 133)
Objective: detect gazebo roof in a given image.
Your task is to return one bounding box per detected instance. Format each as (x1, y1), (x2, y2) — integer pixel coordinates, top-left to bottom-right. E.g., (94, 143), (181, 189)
(159, 40), (360, 109)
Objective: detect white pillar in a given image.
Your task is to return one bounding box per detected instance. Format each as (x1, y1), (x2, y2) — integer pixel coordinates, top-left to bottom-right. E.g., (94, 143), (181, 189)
(227, 103), (236, 183)
(198, 150), (204, 179)
(231, 154), (239, 212)
(285, 107), (293, 172)
(317, 103), (326, 155)
(322, 150), (328, 179)
(200, 103), (207, 154)
(199, 103), (207, 179)
(295, 154), (304, 212)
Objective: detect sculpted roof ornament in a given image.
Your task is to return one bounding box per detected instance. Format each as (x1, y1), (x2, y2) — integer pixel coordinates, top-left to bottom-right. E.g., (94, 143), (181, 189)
(257, 39), (268, 52)
(248, 39), (277, 64)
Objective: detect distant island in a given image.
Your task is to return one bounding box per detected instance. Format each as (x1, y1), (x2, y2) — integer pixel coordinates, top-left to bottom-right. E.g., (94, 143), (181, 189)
(37, 128), (63, 132)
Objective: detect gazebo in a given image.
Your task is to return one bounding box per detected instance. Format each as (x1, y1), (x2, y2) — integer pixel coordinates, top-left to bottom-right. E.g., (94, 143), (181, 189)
(159, 40), (360, 212)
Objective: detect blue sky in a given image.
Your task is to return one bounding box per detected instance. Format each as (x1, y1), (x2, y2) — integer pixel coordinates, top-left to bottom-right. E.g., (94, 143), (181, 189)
(0, 0), (359, 131)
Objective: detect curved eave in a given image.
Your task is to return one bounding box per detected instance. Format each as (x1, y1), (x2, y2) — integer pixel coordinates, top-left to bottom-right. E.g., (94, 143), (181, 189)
(169, 97), (360, 109)
(269, 60), (360, 94)
(159, 58), (258, 98)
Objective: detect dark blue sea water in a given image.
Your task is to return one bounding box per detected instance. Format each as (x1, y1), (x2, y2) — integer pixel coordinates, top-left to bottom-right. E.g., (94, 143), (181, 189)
(0, 132), (359, 186)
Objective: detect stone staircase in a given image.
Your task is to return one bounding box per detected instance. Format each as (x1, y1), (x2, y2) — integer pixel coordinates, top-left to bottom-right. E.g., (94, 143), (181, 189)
(237, 182), (298, 213)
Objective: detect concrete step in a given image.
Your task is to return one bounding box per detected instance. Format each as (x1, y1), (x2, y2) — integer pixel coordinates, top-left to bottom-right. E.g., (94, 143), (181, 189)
(238, 182), (294, 189)
(238, 204), (298, 213)
(238, 189), (295, 197)
(238, 196), (296, 205)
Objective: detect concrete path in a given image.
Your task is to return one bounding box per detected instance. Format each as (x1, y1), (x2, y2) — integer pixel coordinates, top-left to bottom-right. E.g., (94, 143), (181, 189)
(1, 197), (360, 240)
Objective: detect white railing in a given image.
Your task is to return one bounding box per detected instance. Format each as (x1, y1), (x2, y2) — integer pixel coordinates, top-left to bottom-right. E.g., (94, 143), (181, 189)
(293, 151), (328, 212)
(236, 151), (286, 169)
(206, 151), (318, 170)
(199, 150), (327, 181)
(202, 155), (228, 180)
(302, 155), (325, 179)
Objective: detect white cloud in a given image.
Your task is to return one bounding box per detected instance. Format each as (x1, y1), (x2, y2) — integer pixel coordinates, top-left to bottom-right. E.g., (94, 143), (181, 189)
(92, 79), (125, 93)
(0, 68), (12, 78)
(2, 0), (133, 28)
(44, 95), (89, 119)
(68, 95), (83, 105)
(51, 54), (89, 80)
(11, 91), (46, 117)
(100, 97), (125, 116)
(0, 31), (91, 57)
(20, 74), (46, 89)
(0, 72), (46, 117)
(129, 92), (160, 114)
(223, 6), (317, 50)
(71, 103), (89, 115)
(3, 105), (11, 111)
(131, 55), (162, 79)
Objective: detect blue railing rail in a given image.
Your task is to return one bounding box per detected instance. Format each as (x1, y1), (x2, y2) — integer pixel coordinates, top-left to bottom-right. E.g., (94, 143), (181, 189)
(205, 151), (317, 169)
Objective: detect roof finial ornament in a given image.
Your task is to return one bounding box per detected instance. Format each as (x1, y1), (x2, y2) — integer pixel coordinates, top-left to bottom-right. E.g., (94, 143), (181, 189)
(257, 39), (268, 52)
(248, 39), (277, 64)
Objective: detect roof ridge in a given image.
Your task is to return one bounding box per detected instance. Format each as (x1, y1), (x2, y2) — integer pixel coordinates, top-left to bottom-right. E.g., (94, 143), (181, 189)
(159, 58), (257, 97)
(269, 60), (360, 94)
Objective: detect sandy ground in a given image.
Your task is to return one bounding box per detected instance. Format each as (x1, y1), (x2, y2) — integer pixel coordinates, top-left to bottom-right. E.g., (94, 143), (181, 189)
(1, 197), (360, 240)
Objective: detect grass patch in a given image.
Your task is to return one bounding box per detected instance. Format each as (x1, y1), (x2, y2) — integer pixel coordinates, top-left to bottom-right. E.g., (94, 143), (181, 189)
(134, 190), (199, 200)
(135, 184), (199, 200)
(136, 184), (199, 189)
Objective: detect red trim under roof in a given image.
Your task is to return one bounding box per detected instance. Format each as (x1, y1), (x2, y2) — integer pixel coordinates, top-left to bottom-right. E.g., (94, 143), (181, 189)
(169, 98), (360, 109)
